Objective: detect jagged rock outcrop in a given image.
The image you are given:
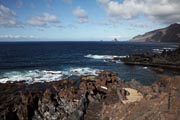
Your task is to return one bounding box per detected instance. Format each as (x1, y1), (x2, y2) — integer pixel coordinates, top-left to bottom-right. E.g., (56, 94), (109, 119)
(0, 71), (180, 120)
(0, 79), (88, 120)
(130, 23), (180, 43)
(0, 71), (122, 120)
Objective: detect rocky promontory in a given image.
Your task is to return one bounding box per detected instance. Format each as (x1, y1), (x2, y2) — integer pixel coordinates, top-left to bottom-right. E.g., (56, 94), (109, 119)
(120, 44), (180, 70)
(0, 70), (180, 120)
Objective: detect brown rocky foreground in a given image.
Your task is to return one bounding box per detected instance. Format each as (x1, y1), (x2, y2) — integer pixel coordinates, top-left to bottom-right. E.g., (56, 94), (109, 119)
(0, 71), (180, 120)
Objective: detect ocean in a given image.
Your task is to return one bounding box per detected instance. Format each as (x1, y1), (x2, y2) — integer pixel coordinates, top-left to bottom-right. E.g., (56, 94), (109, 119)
(0, 41), (178, 84)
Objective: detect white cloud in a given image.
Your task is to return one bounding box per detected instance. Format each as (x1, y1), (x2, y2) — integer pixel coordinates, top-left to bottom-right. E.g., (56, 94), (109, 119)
(97, 0), (180, 24)
(27, 13), (59, 27)
(73, 7), (89, 23)
(0, 34), (36, 39)
(0, 4), (19, 27)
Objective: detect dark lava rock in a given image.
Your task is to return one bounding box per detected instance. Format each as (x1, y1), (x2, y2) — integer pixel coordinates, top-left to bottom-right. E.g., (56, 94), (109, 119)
(0, 79), (87, 120)
(120, 45), (180, 70)
(2, 71), (178, 120)
(0, 71), (121, 120)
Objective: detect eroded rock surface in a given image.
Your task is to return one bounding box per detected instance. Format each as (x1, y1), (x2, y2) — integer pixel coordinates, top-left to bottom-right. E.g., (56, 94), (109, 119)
(0, 71), (180, 120)
(101, 75), (180, 120)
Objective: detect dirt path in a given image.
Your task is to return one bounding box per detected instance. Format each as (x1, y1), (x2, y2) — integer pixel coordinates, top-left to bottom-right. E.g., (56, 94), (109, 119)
(122, 88), (143, 104)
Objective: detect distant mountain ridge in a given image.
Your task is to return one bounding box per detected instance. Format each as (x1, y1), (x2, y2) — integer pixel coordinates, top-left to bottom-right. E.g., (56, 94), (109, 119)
(130, 23), (180, 43)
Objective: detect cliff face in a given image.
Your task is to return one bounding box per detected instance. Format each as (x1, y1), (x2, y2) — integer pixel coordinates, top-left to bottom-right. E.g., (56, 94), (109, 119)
(130, 23), (180, 43)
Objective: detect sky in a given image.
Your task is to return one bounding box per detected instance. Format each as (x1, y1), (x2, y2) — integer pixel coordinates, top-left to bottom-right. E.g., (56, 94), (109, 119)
(0, 0), (180, 41)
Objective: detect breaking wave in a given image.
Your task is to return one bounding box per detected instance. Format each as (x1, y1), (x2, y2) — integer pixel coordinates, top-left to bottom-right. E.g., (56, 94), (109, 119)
(0, 67), (101, 84)
(85, 54), (126, 60)
(152, 47), (176, 54)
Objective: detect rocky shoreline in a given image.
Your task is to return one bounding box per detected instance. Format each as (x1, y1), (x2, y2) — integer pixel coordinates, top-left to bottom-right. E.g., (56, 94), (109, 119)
(0, 71), (180, 120)
(119, 44), (180, 70)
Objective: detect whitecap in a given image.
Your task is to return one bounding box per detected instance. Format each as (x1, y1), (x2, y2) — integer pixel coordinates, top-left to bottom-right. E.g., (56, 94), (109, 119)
(0, 67), (101, 84)
(119, 56), (127, 58)
(85, 54), (127, 60)
(152, 49), (163, 54)
(163, 47), (176, 51)
(69, 67), (100, 76)
(85, 54), (113, 59)
(152, 47), (176, 54)
(143, 67), (148, 69)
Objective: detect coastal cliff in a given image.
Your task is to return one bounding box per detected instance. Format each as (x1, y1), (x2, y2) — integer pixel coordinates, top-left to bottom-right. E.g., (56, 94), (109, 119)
(130, 23), (180, 43)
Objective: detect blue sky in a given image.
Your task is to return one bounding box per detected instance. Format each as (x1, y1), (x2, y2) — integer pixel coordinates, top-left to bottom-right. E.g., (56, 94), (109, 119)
(0, 0), (180, 41)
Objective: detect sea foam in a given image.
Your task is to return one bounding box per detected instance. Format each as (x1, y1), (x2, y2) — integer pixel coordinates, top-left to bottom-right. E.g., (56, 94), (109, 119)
(85, 54), (114, 59)
(0, 67), (101, 84)
(152, 47), (176, 54)
(85, 54), (126, 60)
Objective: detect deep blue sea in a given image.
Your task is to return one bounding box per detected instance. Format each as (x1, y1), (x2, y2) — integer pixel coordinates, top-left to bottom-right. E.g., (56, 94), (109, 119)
(0, 41), (178, 84)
